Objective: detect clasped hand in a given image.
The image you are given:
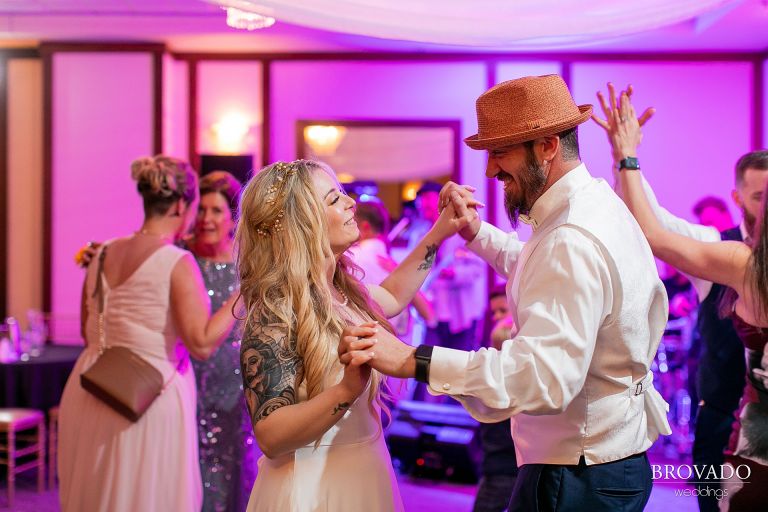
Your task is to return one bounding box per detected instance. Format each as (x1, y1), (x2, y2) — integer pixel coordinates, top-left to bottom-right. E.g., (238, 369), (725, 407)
(434, 182), (484, 242)
(338, 322), (417, 379)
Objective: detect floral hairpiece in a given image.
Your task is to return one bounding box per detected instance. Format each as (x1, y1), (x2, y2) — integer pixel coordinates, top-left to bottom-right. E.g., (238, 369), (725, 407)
(256, 161), (299, 237)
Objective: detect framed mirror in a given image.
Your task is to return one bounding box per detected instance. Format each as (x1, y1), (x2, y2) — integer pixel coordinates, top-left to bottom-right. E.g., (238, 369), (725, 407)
(296, 119), (461, 245)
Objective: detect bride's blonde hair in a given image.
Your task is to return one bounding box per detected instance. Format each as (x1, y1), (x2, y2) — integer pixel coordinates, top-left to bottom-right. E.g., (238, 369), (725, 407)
(236, 160), (392, 421)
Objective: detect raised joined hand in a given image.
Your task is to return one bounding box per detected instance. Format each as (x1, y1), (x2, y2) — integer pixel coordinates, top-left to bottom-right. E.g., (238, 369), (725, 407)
(437, 181), (484, 242)
(591, 83), (655, 164)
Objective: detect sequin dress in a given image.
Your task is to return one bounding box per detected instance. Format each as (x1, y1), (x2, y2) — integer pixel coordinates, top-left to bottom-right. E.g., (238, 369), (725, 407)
(192, 258), (258, 512)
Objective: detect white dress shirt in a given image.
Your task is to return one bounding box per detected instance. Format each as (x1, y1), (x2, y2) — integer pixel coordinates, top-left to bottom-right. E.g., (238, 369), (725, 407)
(428, 164), (672, 466)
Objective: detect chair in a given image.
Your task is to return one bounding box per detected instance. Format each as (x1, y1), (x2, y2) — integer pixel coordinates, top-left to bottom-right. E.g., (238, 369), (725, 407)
(0, 409), (46, 508)
(48, 406), (59, 490)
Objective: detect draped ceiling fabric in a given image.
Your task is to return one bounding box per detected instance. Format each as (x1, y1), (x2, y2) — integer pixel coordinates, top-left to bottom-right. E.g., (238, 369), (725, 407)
(209, 0), (735, 48)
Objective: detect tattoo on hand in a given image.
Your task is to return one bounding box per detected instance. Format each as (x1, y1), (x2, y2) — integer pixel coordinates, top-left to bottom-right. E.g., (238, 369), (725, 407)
(417, 244), (438, 271)
(332, 402), (351, 415)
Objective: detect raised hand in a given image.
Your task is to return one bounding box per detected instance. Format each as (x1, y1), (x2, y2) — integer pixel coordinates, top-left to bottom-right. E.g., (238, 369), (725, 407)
(437, 181), (483, 241)
(591, 83), (655, 163)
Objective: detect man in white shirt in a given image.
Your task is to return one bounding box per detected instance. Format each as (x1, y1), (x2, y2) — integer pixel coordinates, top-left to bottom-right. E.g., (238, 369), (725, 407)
(340, 75), (671, 511)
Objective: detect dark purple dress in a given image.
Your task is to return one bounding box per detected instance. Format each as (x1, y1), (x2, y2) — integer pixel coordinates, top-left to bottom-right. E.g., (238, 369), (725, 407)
(723, 313), (768, 510)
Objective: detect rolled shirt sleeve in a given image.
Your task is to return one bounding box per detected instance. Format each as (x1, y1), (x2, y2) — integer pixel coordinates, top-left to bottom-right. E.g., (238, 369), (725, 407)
(429, 226), (613, 423)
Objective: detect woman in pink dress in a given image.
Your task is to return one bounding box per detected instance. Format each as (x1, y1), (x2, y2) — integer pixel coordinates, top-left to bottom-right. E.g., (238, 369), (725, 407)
(58, 155), (238, 512)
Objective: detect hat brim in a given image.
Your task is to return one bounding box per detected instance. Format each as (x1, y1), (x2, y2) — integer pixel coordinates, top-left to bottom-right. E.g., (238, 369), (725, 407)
(464, 104), (593, 151)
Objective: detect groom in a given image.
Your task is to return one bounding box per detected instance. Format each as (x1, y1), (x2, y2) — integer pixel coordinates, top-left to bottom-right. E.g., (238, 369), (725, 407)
(340, 75), (671, 511)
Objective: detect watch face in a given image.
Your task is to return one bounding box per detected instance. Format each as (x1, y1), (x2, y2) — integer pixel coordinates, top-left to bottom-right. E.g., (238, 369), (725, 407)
(621, 157), (640, 170)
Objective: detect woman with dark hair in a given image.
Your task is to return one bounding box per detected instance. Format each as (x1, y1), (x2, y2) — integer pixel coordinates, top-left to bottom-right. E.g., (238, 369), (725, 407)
(189, 171), (257, 512)
(593, 85), (768, 510)
(58, 156), (238, 512)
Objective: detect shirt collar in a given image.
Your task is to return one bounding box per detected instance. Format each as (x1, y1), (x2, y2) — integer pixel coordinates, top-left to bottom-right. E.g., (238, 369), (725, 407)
(740, 221), (750, 244)
(519, 163), (591, 231)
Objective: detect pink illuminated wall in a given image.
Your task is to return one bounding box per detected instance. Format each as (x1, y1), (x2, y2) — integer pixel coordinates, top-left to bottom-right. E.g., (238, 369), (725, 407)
(163, 55), (188, 159)
(51, 52), (154, 342)
(197, 61), (262, 158)
(270, 61), (491, 210)
(764, 58), (768, 149)
(572, 61), (752, 224)
(35, 51), (764, 338)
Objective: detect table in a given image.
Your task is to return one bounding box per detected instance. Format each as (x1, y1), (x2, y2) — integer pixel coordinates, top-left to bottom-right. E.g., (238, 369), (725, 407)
(0, 345), (82, 412)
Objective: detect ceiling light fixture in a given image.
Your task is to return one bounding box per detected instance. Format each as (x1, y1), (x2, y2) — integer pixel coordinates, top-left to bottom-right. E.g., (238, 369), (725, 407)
(225, 6), (276, 31)
(213, 0), (732, 48)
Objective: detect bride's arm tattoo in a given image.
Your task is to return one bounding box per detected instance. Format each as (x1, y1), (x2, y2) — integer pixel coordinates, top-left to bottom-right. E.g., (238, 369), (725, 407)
(332, 402), (351, 415)
(240, 322), (303, 425)
(417, 244), (438, 271)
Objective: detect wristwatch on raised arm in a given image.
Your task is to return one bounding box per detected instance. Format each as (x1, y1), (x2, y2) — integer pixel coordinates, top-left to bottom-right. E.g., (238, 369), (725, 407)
(617, 156), (640, 171)
(414, 344), (434, 383)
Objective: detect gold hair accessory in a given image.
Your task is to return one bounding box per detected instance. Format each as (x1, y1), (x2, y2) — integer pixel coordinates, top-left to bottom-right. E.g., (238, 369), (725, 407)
(256, 161), (298, 237)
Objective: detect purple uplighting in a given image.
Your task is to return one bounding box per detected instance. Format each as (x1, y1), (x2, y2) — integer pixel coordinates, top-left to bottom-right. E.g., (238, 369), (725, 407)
(1, 2), (767, 511)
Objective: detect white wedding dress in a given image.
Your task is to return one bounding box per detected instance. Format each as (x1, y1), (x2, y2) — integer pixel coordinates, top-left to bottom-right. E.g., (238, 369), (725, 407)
(246, 336), (404, 511)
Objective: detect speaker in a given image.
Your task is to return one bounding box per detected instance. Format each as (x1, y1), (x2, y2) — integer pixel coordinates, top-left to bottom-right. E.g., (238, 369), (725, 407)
(199, 154), (254, 184)
(386, 400), (481, 483)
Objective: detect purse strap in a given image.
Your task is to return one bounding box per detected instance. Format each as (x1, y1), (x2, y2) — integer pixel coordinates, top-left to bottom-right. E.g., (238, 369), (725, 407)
(90, 242), (183, 392)
(91, 244), (109, 355)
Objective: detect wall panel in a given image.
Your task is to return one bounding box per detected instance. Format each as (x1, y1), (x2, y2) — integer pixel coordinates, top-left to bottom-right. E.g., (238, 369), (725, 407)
(197, 61), (262, 161)
(7, 58), (43, 328)
(163, 54), (188, 159)
(572, 61), (752, 224)
(51, 52), (154, 342)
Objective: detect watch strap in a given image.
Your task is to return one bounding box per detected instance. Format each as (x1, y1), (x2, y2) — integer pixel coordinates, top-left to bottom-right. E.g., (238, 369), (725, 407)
(414, 344), (434, 384)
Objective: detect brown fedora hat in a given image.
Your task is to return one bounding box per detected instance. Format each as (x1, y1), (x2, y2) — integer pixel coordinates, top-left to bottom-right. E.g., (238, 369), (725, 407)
(465, 75), (592, 151)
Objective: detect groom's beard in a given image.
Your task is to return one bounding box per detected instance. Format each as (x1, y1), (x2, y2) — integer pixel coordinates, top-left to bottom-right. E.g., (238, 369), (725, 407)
(504, 150), (547, 228)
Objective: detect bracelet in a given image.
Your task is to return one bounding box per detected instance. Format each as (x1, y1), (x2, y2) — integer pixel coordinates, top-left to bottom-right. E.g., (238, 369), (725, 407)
(414, 344), (434, 383)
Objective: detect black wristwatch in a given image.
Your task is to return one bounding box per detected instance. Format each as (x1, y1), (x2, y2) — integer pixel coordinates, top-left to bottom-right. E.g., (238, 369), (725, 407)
(414, 344), (434, 383)
(617, 156), (640, 171)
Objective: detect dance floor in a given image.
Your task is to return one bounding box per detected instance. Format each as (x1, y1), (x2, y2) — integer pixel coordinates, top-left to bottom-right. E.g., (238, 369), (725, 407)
(0, 453), (699, 511)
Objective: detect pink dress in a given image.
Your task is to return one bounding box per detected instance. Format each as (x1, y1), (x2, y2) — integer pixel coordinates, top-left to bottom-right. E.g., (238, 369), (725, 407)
(58, 244), (202, 512)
